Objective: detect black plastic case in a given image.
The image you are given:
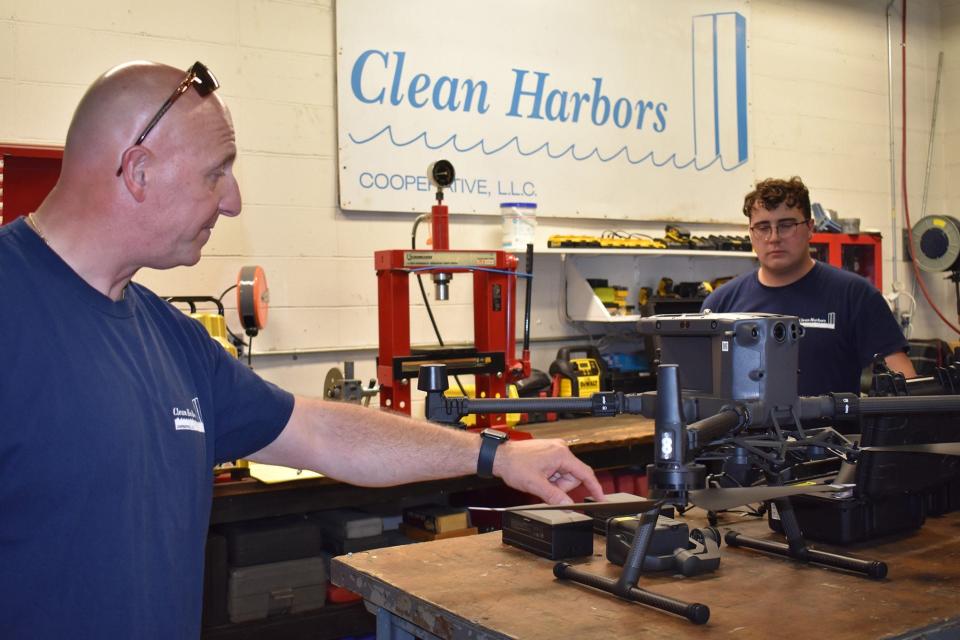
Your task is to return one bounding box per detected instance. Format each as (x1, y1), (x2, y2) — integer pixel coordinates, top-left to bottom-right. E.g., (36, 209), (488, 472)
(227, 557), (327, 624)
(502, 509), (594, 560)
(926, 476), (960, 516)
(202, 531), (229, 628)
(323, 530), (405, 556)
(767, 491), (925, 545)
(216, 515), (324, 567)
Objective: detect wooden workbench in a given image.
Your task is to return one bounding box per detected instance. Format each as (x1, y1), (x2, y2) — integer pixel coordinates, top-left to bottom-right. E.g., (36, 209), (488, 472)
(331, 510), (960, 639)
(210, 415), (655, 525)
(203, 414), (655, 638)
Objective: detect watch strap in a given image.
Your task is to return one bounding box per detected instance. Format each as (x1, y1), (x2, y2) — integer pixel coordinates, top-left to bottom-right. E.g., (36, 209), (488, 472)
(477, 429), (507, 479)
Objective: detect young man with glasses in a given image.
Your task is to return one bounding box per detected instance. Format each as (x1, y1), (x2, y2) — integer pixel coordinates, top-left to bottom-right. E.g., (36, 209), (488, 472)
(701, 176), (915, 396)
(0, 61), (603, 638)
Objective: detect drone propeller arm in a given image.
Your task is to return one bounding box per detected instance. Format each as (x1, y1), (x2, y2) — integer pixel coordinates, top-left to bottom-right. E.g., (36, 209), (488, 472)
(799, 393), (960, 421)
(418, 364), (650, 424)
(687, 407), (747, 454)
(858, 395), (960, 414)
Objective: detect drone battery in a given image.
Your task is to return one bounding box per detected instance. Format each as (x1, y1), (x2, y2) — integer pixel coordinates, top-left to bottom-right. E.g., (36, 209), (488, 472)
(606, 515), (722, 576)
(589, 494), (675, 535)
(768, 492), (925, 545)
(502, 509), (594, 560)
(606, 516), (690, 569)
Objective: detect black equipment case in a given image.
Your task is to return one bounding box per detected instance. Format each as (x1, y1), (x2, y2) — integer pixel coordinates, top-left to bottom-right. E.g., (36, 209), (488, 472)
(227, 557), (327, 623)
(216, 514), (324, 567)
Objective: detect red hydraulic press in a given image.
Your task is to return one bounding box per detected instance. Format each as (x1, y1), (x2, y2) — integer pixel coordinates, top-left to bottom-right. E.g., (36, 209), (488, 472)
(375, 160), (533, 430)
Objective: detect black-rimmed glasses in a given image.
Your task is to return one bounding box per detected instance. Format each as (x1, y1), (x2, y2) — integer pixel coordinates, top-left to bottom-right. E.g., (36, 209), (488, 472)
(749, 218), (810, 241)
(116, 61), (219, 176)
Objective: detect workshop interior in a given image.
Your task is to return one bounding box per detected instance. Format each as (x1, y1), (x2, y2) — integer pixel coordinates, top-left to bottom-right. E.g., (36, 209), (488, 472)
(2, 0), (960, 638)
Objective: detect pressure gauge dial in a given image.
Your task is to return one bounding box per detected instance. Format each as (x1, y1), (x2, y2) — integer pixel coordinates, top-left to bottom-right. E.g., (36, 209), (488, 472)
(428, 160), (455, 189)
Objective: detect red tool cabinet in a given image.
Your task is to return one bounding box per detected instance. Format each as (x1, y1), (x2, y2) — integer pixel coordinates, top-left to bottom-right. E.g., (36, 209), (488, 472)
(810, 232), (883, 290)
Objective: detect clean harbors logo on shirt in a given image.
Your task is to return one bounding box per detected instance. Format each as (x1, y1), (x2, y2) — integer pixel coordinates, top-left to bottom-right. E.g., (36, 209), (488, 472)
(172, 398), (205, 433)
(800, 312), (836, 330)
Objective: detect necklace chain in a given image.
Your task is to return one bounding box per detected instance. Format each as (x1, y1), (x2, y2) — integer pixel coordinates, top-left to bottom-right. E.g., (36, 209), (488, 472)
(26, 213), (46, 242)
(25, 212), (127, 301)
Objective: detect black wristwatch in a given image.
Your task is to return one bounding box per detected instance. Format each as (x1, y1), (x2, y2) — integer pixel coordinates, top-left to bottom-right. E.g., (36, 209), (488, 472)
(477, 428), (509, 479)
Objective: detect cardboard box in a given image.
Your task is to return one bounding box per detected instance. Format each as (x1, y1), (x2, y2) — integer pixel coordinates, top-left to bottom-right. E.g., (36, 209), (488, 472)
(402, 505), (471, 534)
(399, 523), (479, 542)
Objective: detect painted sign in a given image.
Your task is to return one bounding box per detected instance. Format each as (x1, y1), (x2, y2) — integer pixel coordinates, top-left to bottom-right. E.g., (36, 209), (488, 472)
(336, 0), (752, 222)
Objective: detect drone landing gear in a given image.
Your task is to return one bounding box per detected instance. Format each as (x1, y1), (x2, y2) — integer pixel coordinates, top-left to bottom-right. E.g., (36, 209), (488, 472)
(724, 497), (888, 579)
(553, 505), (711, 625)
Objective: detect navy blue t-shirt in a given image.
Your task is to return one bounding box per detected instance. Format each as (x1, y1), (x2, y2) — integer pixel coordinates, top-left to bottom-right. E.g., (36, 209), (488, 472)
(0, 219), (295, 638)
(700, 262), (907, 396)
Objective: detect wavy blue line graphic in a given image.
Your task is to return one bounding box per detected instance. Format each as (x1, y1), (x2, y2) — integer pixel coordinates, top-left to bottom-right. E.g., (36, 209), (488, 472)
(347, 125), (746, 172)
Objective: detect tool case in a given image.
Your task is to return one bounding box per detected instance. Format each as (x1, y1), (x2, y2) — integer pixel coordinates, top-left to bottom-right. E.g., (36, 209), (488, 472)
(202, 531), (229, 628)
(360, 503), (404, 530)
(227, 557), (327, 623)
(216, 514), (324, 567)
(323, 531), (397, 555)
(926, 475), (960, 516)
(310, 508), (383, 540)
(767, 491), (925, 545)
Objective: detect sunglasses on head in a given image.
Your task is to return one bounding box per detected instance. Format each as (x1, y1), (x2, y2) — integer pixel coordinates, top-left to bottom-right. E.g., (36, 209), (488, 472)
(116, 61), (219, 176)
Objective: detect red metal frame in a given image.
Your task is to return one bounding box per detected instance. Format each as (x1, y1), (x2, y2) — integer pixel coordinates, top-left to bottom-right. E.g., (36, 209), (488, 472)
(0, 144), (63, 159)
(375, 248), (520, 429)
(430, 204), (449, 251)
(811, 232), (883, 290)
(0, 145), (64, 225)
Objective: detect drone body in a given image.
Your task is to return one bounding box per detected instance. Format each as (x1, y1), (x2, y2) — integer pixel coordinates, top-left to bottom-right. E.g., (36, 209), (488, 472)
(417, 311), (960, 621)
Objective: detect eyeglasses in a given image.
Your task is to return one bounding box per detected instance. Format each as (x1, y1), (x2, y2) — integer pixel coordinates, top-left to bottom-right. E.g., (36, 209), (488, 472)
(749, 218), (809, 240)
(116, 61), (219, 176)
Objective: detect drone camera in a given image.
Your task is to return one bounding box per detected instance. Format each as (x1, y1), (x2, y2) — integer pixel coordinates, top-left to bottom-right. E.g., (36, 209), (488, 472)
(639, 312), (804, 425)
(773, 322), (786, 343)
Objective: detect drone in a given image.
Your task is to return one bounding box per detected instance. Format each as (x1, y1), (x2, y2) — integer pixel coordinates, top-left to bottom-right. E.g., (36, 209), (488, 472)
(417, 312), (960, 624)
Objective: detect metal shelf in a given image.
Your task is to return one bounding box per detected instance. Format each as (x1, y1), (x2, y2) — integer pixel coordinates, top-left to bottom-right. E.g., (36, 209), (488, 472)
(544, 247), (757, 258)
(562, 250), (757, 323)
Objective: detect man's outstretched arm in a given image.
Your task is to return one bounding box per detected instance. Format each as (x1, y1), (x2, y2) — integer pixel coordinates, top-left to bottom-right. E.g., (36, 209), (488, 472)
(249, 396), (605, 505)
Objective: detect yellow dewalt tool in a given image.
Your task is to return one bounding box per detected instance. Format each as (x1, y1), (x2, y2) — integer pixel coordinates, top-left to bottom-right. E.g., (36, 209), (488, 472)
(549, 345), (606, 397)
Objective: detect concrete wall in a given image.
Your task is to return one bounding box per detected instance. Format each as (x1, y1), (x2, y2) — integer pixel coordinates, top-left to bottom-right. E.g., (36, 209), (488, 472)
(910, 0), (960, 339)
(0, 0), (955, 408)
(947, 0), (960, 223)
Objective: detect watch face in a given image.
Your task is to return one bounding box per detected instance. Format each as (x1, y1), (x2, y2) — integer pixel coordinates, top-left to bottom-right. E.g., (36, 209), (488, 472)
(483, 428), (509, 442)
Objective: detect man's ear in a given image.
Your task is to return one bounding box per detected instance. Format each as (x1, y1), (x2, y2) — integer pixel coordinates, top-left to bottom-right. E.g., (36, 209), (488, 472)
(118, 146), (151, 203)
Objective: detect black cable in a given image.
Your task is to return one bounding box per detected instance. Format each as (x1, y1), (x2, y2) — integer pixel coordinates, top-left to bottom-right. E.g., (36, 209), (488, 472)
(225, 326), (248, 348)
(215, 283), (249, 348)
(412, 215), (467, 397)
(217, 284), (237, 303)
(247, 335), (253, 368)
(411, 216), (445, 342)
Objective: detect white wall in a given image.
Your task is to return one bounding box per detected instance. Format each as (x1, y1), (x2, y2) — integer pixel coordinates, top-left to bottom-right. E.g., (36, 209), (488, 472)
(0, 0), (956, 407)
(911, 0), (960, 339)
(948, 0), (960, 221)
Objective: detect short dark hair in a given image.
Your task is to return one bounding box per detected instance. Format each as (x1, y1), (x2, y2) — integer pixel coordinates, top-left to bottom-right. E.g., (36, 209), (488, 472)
(743, 176), (811, 220)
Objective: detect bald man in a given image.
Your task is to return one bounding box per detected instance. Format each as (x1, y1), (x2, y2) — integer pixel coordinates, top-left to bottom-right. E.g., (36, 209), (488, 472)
(0, 61), (603, 638)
